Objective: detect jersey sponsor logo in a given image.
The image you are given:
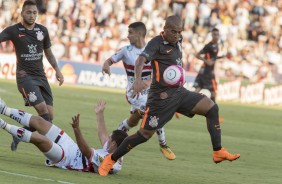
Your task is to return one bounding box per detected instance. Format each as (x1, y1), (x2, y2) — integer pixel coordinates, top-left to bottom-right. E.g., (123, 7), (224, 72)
(148, 116), (159, 128)
(18, 34), (25, 38)
(36, 31), (44, 41)
(19, 28), (25, 31)
(27, 44), (37, 54)
(28, 92), (37, 103)
(21, 44), (43, 61)
(166, 49), (173, 53)
(34, 27), (40, 31)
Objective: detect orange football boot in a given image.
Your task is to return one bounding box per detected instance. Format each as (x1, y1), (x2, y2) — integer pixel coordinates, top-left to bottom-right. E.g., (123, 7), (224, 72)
(213, 148), (240, 164)
(160, 145), (176, 160)
(98, 154), (116, 176)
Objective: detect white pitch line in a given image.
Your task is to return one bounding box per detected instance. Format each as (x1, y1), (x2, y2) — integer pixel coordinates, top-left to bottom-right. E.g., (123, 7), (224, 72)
(0, 170), (76, 184)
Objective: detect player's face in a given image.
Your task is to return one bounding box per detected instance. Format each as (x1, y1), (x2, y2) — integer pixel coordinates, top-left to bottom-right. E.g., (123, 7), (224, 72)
(163, 25), (183, 45)
(212, 31), (219, 42)
(21, 5), (38, 25)
(127, 28), (140, 45)
(106, 135), (117, 152)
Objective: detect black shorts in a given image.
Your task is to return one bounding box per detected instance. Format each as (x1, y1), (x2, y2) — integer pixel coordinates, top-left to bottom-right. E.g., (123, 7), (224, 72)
(17, 75), (53, 106)
(193, 74), (217, 91)
(141, 87), (205, 130)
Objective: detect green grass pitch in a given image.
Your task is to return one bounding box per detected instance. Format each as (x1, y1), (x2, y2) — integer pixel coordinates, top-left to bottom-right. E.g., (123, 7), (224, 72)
(0, 79), (282, 184)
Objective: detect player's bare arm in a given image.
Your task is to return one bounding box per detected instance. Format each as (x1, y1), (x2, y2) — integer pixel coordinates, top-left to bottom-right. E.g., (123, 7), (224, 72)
(102, 58), (113, 76)
(143, 78), (152, 89)
(95, 101), (109, 146)
(44, 48), (64, 86)
(71, 114), (92, 159)
(195, 52), (213, 66)
(131, 56), (147, 97)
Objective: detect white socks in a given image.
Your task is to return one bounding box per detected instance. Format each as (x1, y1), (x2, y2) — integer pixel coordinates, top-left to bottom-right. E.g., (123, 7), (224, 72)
(117, 119), (131, 132)
(4, 124), (32, 143)
(117, 119), (167, 146)
(156, 128), (167, 146)
(4, 107), (32, 127)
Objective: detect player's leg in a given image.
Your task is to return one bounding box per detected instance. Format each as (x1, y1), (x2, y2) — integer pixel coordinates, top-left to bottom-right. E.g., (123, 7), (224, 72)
(17, 78), (52, 123)
(13, 79), (53, 151)
(121, 92), (176, 160)
(194, 87), (202, 93)
(183, 91), (240, 163)
(157, 127), (176, 160)
(117, 90), (145, 131)
(117, 111), (142, 132)
(0, 98), (52, 134)
(210, 81), (224, 123)
(99, 128), (155, 176)
(99, 102), (176, 176)
(210, 78), (217, 103)
(193, 75), (203, 93)
(39, 79), (54, 121)
(210, 91), (216, 103)
(34, 101), (51, 122)
(0, 118), (63, 163)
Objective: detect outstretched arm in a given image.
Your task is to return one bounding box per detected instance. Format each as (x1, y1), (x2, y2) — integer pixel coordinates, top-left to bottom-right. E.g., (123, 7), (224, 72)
(44, 48), (64, 86)
(71, 114), (92, 159)
(95, 100), (109, 146)
(102, 58), (113, 76)
(195, 52), (214, 66)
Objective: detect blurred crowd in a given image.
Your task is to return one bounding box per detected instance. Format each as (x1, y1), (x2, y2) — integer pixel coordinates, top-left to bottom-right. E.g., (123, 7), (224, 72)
(0, 0), (282, 84)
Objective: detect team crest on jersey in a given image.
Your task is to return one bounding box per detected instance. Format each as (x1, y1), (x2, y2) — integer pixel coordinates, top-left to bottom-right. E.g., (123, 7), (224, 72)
(28, 92), (37, 102)
(27, 44), (37, 54)
(149, 116), (159, 128)
(36, 31), (44, 41)
(126, 45), (133, 51)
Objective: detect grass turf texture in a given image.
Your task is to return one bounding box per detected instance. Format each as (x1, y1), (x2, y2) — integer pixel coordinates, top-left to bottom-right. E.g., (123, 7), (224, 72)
(0, 79), (281, 184)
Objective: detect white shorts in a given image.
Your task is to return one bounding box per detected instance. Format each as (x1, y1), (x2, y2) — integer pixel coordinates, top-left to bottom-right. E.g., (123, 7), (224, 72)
(48, 127), (87, 170)
(126, 88), (149, 113)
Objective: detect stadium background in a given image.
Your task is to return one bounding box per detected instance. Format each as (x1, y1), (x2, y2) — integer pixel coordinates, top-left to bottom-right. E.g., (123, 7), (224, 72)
(0, 0), (282, 105)
(0, 1), (282, 184)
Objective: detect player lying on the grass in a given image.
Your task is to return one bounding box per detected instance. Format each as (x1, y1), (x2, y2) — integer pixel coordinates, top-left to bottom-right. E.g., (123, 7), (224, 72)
(0, 99), (128, 174)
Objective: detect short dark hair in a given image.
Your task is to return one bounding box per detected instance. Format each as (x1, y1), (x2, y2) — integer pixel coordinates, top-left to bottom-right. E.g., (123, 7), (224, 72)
(111, 130), (128, 147)
(128, 22), (147, 37)
(212, 28), (219, 32)
(22, 0), (37, 9)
